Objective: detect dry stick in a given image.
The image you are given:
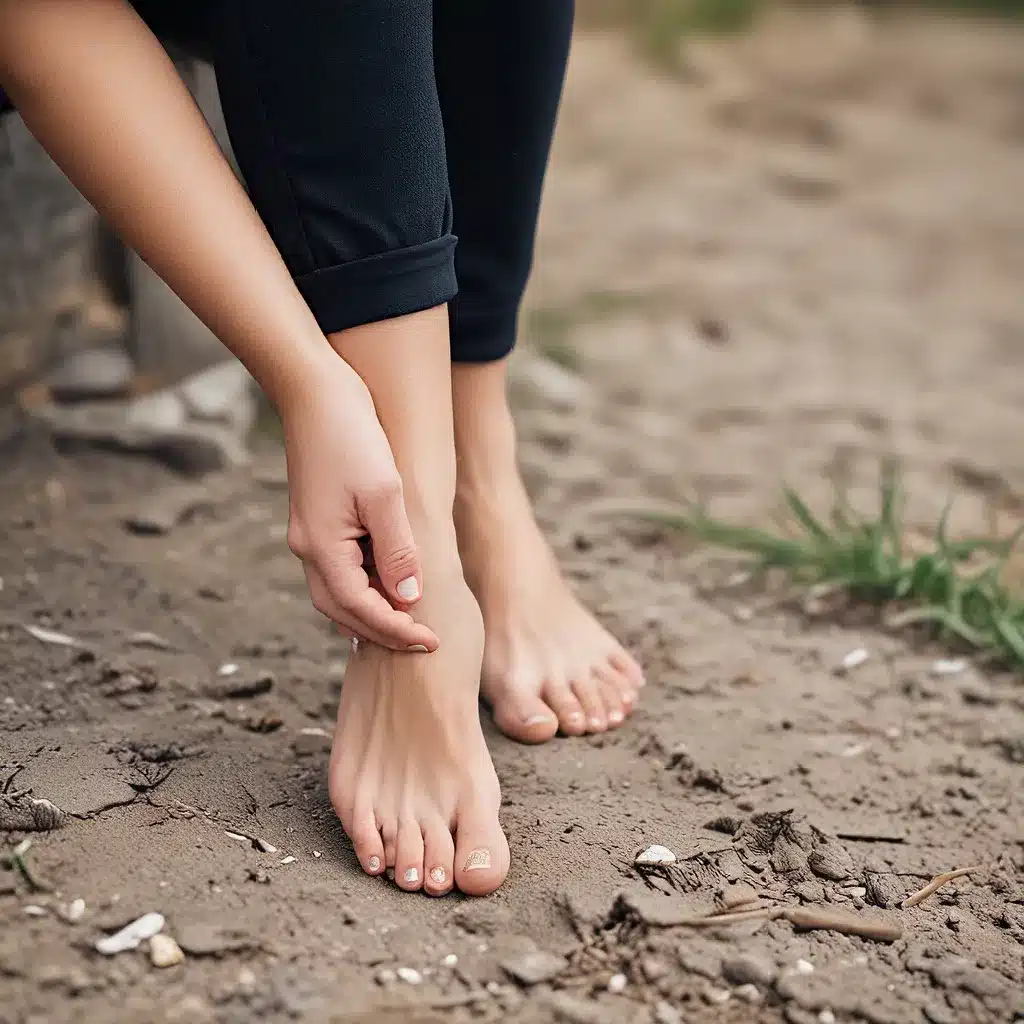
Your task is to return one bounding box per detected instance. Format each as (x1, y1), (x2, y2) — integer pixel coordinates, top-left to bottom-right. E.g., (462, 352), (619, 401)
(784, 907), (903, 943)
(901, 866), (984, 910)
(675, 906), (785, 928)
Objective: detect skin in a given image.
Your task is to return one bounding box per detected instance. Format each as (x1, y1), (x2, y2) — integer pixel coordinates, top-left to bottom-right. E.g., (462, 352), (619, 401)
(0, 0), (644, 896)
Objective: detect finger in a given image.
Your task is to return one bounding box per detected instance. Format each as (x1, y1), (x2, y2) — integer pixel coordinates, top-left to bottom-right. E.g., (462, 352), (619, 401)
(358, 482), (423, 608)
(306, 562), (438, 652)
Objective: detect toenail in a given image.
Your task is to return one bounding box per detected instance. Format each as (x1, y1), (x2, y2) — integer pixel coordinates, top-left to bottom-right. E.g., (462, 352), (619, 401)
(609, 710), (623, 723)
(407, 644), (429, 653)
(622, 691), (634, 705)
(430, 867), (446, 884)
(588, 717), (603, 729)
(524, 713), (554, 727)
(464, 849), (491, 871)
(386, 867), (395, 881)
(404, 867), (419, 883)
(568, 712), (584, 724)
(397, 576), (420, 601)
(368, 856), (380, 872)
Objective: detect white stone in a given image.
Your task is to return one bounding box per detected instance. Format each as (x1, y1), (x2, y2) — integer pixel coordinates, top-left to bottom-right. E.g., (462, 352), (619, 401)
(607, 973), (628, 994)
(396, 967), (422, 985)
(840, 648), (869, 671)
(795, 959), (815, 975)
(126, 390), (187, 431)
(96, 912), (165, 955)
(635, 844), (677, 867)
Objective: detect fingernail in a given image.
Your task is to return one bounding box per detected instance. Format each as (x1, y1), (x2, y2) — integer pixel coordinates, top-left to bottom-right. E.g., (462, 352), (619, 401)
(464, 849), (491, 871)
(368, 856), (380, 872)
(524, 713), (554, 727)
(404, 867), (419, 884)
(430, 867), (446, 884)
(396, 577), (420, 601)
(407, 644), (430, 653)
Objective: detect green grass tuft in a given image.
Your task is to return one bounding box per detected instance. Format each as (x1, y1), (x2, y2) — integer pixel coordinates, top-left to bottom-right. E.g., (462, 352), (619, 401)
(642, 460), (1024, 671)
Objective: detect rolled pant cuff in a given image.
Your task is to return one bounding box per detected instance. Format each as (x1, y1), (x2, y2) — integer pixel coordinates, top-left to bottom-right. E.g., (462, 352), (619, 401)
(449, 298), (518, 363)
(295, 234), (459, 336)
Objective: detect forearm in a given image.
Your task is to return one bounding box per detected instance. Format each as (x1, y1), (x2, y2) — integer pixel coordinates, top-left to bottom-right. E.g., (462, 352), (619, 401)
(0, 0), (335, 409)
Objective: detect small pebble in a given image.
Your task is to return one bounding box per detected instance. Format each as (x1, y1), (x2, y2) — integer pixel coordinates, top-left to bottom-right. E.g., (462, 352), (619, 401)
(61, 898), (86, 923)
(237, 968), (256, 988)
(24, 905), (47, 917)
(96, 912), (165, 956)
(396, 967), (422, 985)
(218, 662), (239, 676)
(704, 986), (731, 1005)
(635, 845), (676, 867)
(818, 1012), (836, 1024)
(795, 959), (815, 976)
(607, 973), (627, 994)
(486, 981), (504, 996)
(375, 968), (396, 985)
(442, 954), (458, 967)
(932, 659), (967, 677)
(312, 850), (322, 858)
(735, 984), (762, 1004)
(279, 856), (296, 865)
(150, 934), (185, 968)
(840, 648), (870, 672)
(654, 1003), (683, 1024)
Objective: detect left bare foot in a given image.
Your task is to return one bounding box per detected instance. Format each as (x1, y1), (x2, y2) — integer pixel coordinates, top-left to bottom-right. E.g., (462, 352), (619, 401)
(455, 473), (644, 744)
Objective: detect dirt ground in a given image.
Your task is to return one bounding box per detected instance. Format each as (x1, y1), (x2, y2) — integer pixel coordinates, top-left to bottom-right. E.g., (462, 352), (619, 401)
(2, 10), (1024, 1024)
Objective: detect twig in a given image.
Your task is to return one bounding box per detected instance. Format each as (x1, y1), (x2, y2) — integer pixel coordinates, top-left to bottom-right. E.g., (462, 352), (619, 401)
(901, 866), (984, 909)
(2, 765), (25, 795)
(835, 831), (906, 845)
(674, 906), (785, 928)
(783, 907), (903, 943)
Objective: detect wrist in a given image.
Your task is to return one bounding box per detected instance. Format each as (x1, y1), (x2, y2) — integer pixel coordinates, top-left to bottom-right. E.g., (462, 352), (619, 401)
(255, 337), (353, 420)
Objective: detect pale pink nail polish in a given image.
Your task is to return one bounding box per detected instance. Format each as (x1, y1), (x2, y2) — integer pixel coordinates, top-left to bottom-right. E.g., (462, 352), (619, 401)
(396, 577), (420, 601)
(464, 849), (491, 871)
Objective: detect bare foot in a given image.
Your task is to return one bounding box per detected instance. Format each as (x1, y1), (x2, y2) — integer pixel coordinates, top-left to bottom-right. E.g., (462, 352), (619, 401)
(329, 564), (509, 896)
(455, 477), (645, 744)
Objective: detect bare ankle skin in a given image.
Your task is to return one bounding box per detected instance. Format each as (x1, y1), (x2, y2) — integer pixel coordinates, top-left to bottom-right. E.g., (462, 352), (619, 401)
(452, 359), (644, 745)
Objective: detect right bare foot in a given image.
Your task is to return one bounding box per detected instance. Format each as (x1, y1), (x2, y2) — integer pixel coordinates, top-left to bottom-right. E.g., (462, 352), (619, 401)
(328, 565), (509, 897)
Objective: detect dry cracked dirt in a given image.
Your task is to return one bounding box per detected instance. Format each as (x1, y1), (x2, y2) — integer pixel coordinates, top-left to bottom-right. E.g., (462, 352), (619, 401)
(2, 11), (1024, 1024)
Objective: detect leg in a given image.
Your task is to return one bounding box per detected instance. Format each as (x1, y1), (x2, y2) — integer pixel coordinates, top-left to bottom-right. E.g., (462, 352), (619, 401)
(435, 0), (645, 743)
(210, 0), (506, 894)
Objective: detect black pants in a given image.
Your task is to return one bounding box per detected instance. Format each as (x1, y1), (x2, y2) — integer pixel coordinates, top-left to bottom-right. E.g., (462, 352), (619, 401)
(132, 0), (573, 363)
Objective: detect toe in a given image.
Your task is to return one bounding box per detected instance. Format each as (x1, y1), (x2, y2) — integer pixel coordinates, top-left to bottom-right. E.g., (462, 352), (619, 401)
(453, 801), (509, 897)
(595, 663), (635, 720)
(596, 673), (627, 727)
(422, 818), (456, 897)
(380, 819), (398, 870)
(540, 678), (587, 736)
(346, 806), (386, 876)
(395, 817), (424, 891)
(488, 678), (559, 745)
(610, 647), (645, 687)
(570, 675), (607, 733)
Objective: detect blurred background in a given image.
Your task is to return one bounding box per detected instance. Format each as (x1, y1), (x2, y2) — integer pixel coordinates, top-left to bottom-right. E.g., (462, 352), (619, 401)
(1, 0), (1023, 527)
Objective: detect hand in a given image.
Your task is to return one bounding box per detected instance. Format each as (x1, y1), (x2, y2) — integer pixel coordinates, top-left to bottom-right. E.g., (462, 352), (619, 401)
(279, 352), (440, 652)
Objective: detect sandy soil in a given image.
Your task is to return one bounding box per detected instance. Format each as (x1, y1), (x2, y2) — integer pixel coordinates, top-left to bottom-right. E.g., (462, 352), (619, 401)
(2, 11), (1023, 1024)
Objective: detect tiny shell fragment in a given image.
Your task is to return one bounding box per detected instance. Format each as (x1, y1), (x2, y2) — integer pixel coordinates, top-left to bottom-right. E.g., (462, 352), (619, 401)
(24, 624), (80, 647)
(96, 912), (165, 955)
(635, 845), (677, 867)
(839, 648), (869, 672)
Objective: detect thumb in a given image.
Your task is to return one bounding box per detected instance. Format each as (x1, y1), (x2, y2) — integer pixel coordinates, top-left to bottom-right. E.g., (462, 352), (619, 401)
(359, 480), (423, 607)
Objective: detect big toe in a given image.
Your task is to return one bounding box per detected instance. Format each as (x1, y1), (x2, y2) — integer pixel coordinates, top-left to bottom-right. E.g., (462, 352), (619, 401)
(487, 678), (559, 745)
(454, 804), (509, 897)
